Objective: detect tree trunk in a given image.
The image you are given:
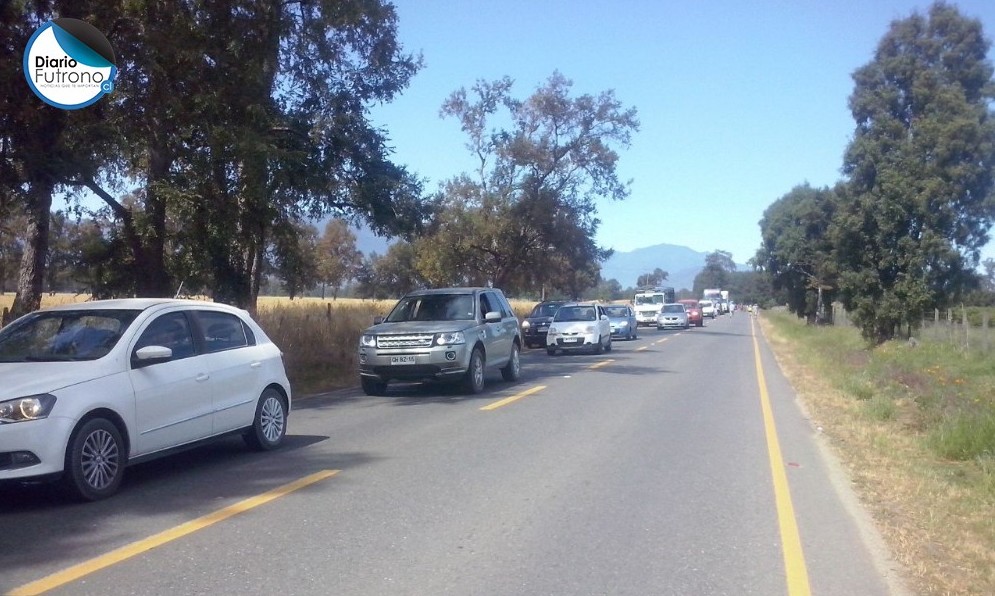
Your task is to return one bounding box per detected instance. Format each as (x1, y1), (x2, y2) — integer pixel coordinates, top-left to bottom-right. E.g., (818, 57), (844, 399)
(10, 181), (52, 319)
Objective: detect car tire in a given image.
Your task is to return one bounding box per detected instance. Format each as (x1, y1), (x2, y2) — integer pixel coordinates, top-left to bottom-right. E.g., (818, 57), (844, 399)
(62, 417), (126, 501)
(605, 336), (612, 352)
(361, 376), (387, 396)
(546, 347), (557, 356)
(462, 347), (485, 394)
(593, 336), (603, 355)
(244, 387), (288, 451)
(501, 342), (521, 382)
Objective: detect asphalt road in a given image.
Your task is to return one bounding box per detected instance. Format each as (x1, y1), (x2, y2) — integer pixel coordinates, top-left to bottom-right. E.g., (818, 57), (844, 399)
(0, 313), (908, 595)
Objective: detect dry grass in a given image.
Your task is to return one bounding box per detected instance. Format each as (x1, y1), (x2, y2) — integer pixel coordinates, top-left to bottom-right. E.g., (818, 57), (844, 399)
(760, 311), (995, 595)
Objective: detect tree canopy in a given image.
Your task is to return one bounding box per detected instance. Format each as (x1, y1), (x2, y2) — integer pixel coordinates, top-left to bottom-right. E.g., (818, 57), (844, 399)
(835, 1), (995, 342)
(2, 0), (427, 313)
(756, 183), (838, 321)
(413, 72), (638, 297)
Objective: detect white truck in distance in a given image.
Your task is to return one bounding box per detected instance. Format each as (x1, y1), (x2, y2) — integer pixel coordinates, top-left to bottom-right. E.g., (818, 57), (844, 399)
(633, 287), (675, 326)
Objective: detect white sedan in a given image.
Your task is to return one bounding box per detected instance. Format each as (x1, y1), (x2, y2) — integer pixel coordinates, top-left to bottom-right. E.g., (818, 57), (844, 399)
(0, 298), (292, 501)
(546, 302), (613, 355)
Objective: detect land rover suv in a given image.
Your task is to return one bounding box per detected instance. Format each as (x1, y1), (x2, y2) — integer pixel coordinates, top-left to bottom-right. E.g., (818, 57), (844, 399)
(358, 288), (522, 395)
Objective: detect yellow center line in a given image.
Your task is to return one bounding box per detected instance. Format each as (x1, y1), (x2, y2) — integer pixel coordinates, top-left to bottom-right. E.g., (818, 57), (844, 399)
(8, 470), (339, 596)
(480, 385), (546, 411)
(654, 337), (669, 345)
(750, 318), (812, 596)
(636, 346), (649, 351)
(588, 359), (614, 369)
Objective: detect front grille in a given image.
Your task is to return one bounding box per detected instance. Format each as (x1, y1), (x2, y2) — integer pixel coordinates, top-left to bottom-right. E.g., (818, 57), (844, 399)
(376, 334), (434, 349)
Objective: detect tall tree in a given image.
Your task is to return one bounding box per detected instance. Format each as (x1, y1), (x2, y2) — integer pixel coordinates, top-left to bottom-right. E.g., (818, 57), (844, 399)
(693, 250), (737, 294)
(316, 219), (361, 300)
(270, 219), (319, 300)
(0, 0), (119, 317)
(636, 268), (669, 288)
(836, 2), (995, 342)
(415, 72), (637, 295)
(756, 183), (838, 321)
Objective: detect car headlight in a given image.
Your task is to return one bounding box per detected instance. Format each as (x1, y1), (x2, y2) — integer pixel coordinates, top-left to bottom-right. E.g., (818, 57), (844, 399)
(359, 334), (377, 348)
(521, 320), (531, 329)
(435, 331), (465, 346)
(0, 394), (57, 424)
(547, 326), (558, 336)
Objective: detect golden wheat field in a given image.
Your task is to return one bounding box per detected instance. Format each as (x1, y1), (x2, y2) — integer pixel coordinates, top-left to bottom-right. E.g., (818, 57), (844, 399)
(0, 294), (540, 395)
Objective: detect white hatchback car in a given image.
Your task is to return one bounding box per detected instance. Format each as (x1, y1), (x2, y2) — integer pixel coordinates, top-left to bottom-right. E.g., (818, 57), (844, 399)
(0, 299), (292, 501)
(546, 302), (612, 355)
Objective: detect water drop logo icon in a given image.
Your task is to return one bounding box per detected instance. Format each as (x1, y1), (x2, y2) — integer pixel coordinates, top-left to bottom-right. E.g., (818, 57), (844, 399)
(23, 18), (117, 110)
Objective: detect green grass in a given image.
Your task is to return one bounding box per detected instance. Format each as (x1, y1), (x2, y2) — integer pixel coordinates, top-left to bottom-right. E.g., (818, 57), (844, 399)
(763, 308), (995, 593)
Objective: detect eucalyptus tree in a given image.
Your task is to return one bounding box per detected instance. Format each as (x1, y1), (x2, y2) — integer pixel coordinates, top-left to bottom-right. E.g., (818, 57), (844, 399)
(835, 2), (995, 342)
(756, 183), (838, 321)
(416, 72), (636, 295)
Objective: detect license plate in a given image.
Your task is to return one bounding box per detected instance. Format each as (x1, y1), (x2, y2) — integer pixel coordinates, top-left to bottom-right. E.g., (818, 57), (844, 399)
(390, 355), (416, 365)
(564, 338), (581, 343)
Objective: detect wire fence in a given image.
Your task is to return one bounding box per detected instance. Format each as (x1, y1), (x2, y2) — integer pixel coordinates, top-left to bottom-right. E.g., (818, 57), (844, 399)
(831, 303), (994, 353)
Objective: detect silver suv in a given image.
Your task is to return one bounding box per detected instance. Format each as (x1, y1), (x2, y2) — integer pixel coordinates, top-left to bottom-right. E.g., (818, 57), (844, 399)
(358, 288), (522, 395)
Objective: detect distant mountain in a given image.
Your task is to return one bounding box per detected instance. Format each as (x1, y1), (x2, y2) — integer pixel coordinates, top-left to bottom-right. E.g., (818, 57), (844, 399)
(600, 244), (710, 291)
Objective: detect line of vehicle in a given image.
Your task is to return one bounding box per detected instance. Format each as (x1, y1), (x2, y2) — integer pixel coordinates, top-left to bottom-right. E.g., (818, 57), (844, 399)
(8, 470), (340, 596)
(479, 385), (547, 411)
(750, 318), (812, 596)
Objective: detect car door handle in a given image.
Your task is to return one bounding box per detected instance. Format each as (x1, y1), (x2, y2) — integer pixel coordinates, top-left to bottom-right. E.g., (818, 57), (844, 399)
(195, 373), (210, 382)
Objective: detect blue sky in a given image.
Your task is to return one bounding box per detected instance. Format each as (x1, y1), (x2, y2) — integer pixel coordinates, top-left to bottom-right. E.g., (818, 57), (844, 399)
(370, 0), (995, 267)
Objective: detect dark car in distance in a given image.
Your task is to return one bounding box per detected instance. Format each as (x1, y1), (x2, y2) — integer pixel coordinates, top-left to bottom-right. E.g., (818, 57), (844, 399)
(521, 300), (567, 349)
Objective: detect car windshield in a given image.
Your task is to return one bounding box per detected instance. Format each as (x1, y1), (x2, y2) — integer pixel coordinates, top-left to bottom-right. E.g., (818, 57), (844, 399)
(634, 294), (664, 305)
(603, 306), (629, 317)
(662, 304), (685, 313)
(530, 303), (562, 318)
(385, 294), (476, 322)
(0, 309), (141, 362)
(554, 306), (597, 322)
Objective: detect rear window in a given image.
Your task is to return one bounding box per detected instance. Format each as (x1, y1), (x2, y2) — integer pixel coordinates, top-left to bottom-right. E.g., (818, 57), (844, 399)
(195, 311), (253, 353)
(530, 302), (563, 317)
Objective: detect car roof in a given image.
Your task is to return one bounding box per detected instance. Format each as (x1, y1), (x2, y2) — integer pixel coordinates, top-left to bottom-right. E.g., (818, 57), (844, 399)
(41, 298), (240, 313)
(402, 287), (496, 296)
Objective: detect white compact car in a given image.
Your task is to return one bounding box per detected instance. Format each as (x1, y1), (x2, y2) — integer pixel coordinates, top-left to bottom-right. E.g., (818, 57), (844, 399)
(0, 299), (292, 501)
(546, 302), (612, 355)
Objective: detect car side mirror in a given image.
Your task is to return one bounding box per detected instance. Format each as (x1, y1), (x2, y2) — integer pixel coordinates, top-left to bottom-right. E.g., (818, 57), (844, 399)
(373, 316), (384, 324)
(484, 311), (501, 322)
(132, 345), (172, 368)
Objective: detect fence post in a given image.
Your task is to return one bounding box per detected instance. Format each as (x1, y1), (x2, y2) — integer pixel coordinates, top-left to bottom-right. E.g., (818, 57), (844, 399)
(984, 313), (990, 354)
(962, 304), (969, 350)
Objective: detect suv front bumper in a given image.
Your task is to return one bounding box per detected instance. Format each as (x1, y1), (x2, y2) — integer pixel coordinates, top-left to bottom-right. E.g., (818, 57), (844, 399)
(359, 343), (472, 382)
